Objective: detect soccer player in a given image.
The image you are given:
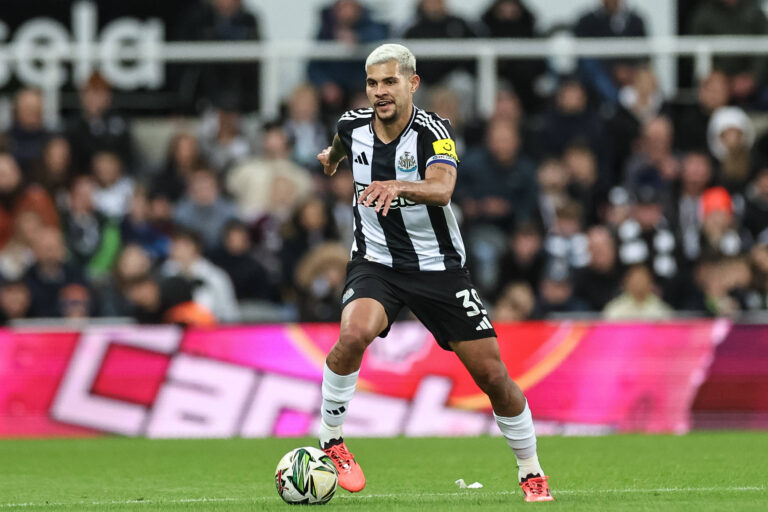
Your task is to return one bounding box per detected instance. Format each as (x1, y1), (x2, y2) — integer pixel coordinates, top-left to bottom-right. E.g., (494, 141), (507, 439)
(316, 43), (553, 503)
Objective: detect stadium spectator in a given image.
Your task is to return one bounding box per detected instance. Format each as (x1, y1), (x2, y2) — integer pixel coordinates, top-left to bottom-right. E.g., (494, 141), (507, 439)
(0, 278), (31, 325)
(427, 87), (466, 153)
(742, 168), (768, 240)
(0, 211), (41, 280)
(31, 136), (74, 211)
(603, 264), (673, 320)
(696, 187), (749, 260)
(492, 281), (535, 321)
(573, 226), (623, 310)
(401, 0), (478, 85)
(307, 0), (388, 110)
(536, 78), (610, 182)
(494, 223), (546, 300)
(672, 152), (714, 261)
(175, 0), (261, 111)
(125, 274), (217, 326)
(689, 0), (768, 104)
(675, 71), (731, 152)
(563, 142), (602, 226)
(197, 103), (251, 173)
(120, 186), (171, 261)
(326, 168), (355, 250)
(615, 185), (683, 305)
(58, 283), (92, 319)
(543, 201), (590, 270)
(464, 87), (525, 150)
(91, 151), (134, 220)
(531, 259), (590, 319)
(623, 116), (680, 195)
(279, 197), (340, 294)
(573, 0), (648, 105)
(67, 73), (134, 172)
(0, 153), (59, 250)
(226, 122), (312, 222)
(211, 220), (277, 301)
(707, 106), (756, 194)
(23, 227), (88, 318)
(160, 228), (239, 322)
(7, 88), (49, 174)
(610, 67), (670, 173)
(294, 242), (348, 321)
(97, 243), (154, 318)
(535, 158), (569, 232)
(283, 84), (330, 170)
(747, 240), (768, 309)
(458, 118), (537, 228)
(604, 186), (633, 231)
(174, 167), (239, 250)
(61, 176), (122, 281)
(480, 0), (545, 111)
(152, 133), (205, 204)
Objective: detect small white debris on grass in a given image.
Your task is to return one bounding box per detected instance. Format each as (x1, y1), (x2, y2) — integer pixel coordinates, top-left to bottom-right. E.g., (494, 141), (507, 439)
(454, 479), (483, 489)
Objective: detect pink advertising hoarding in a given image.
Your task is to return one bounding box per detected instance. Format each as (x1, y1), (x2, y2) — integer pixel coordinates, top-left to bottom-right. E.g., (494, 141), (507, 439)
(0, 321), (724, 438)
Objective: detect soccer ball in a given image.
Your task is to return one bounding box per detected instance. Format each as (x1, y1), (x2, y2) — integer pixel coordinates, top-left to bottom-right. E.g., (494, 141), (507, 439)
(274, 446), (338, 505)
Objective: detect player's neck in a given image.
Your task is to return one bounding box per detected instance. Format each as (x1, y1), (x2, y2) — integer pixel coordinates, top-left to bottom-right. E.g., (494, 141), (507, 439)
(373, 103), (413, 144)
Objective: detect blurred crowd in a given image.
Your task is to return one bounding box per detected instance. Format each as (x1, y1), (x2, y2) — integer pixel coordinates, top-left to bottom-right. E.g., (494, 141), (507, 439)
(2, 0), (768, 325)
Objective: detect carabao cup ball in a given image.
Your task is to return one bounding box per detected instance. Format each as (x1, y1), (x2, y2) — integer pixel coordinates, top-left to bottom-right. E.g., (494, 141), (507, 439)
(275, 446), (338, 505)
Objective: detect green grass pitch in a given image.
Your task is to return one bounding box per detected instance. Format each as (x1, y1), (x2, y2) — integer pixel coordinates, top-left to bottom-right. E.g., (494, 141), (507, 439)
(1, 433), (766, 511)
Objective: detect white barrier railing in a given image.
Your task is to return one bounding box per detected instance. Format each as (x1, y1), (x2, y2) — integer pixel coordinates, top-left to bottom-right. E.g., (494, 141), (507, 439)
(1, 35), (766, 123)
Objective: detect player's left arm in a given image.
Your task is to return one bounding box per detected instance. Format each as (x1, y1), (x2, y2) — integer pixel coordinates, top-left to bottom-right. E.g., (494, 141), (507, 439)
(358, 163), (456, 216)
(359, 120), (459, 216)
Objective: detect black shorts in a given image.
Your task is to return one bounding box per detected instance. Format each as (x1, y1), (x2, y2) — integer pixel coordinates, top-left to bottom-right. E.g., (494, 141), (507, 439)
(341, 259), (497, 350)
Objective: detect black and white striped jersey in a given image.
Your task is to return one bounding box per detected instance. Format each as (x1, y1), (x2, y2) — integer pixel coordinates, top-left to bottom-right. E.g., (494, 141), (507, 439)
(336, 105), (466, 272)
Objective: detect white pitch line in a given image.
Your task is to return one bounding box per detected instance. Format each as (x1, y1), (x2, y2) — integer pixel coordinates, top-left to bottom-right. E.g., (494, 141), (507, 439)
(1, 486), (764, 508)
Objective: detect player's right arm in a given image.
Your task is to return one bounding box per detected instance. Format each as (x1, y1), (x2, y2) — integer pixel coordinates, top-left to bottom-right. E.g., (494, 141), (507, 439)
(317, 134), (347, 177)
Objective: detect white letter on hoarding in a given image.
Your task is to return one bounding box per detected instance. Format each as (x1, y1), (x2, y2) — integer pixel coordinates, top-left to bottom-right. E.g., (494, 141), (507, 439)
(99, 18), (163, 90)
(72, 1), (97, 86)
(50, 326), (181, 436)
(240, 374), (320, 438)
(404, 376), (489, 436)
(145, 355), (256, 438)
(13, 19), (70, 88)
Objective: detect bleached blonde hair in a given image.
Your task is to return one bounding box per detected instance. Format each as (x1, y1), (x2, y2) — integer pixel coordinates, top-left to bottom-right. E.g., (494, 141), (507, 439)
(365, 44), (416, 75)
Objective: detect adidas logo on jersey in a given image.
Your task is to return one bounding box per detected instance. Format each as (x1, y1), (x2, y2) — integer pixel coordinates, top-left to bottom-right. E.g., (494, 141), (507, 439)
(476, 317), (493, 331)
(354, 152), (369, 165)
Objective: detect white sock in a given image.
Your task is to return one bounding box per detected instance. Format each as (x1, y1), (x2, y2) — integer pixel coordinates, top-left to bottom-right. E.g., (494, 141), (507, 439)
(494, 401), (544, 481)
(319, 363), (359, 446)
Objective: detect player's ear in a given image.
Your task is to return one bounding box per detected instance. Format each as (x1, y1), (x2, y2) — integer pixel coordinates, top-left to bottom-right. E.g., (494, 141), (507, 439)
(410, 73), (420, 94)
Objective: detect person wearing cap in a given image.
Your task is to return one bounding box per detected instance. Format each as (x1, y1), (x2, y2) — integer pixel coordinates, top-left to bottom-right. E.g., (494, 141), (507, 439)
(615, 184), (684, 306)
(697, 186), (749, 260)
(707, 106), (756, 193)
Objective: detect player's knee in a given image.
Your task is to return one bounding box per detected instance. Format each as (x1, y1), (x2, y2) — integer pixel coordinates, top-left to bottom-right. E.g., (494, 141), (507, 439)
(338, 323), (377, 354)
(474, 363), (511, 396)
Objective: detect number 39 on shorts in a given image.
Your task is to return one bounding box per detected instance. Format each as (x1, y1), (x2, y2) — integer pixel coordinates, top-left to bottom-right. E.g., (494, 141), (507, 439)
(455, 288), (487, 317)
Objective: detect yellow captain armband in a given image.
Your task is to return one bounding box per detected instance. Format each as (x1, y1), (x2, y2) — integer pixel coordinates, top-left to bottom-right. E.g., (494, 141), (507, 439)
(432, 138), (459, 161)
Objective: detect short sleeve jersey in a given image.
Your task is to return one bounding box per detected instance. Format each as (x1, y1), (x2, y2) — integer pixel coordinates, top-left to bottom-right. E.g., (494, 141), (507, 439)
(336, 105), (466, 271)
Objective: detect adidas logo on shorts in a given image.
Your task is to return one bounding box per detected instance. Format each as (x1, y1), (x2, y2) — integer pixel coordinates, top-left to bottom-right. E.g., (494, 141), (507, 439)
(476, 317), (493, 331)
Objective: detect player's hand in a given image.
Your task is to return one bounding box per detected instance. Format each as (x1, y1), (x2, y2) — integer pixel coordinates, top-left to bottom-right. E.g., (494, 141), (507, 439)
(359, 180), (401, 217)
(317, 146), (338, 176)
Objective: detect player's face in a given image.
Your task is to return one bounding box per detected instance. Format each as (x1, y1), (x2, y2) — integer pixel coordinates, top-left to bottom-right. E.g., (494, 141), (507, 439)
(366, 60), (418, 124)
